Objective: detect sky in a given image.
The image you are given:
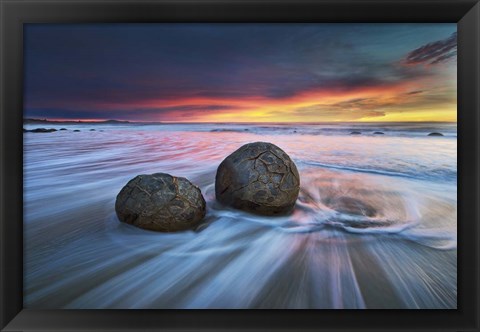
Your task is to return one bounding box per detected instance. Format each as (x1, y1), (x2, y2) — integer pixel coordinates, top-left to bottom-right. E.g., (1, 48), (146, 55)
(24, 23), (457, 123)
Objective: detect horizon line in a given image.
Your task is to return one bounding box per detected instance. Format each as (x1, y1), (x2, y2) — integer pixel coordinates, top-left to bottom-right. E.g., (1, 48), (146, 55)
(24, 117), (458, 124)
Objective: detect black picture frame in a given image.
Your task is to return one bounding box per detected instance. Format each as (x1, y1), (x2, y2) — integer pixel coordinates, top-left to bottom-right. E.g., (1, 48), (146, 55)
(1, 0), (479, 331)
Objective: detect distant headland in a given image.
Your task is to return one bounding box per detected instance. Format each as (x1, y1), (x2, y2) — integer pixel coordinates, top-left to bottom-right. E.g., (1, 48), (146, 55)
(24, 118), (133, 125)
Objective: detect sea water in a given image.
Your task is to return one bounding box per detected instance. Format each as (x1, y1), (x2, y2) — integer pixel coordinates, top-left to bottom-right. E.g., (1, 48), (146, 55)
(23, 122), (457, 309)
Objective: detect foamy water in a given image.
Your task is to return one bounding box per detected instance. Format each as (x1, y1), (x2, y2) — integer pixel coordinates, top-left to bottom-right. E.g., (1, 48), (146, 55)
(23, 122), (457, 309)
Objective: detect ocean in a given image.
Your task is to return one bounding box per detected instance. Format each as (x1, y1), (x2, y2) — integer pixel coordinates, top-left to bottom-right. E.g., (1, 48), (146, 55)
(23, 122), (457, 309)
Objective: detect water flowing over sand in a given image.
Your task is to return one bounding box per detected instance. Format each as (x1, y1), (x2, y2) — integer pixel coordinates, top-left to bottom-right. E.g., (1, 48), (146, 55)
(24, 122), (457, 309)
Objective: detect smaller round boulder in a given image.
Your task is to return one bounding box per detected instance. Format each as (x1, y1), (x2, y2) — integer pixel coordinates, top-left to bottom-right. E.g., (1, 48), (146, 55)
(215, 142), (300, 215)
(115, 173), (206, 232)
(428, 132), (443, 136)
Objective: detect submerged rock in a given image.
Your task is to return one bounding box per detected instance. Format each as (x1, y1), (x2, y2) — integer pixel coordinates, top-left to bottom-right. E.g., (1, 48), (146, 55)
(428, 132), (443, 136)
(350, 131), (361, 135)
(325, 196), (376, 217)
(115, 173), (206, 232)
(373, 131), (384, 135)
(90, 129), (96, 131)
(60, 128), (67, 131)
(73, 130), (80, 132)
(215, 142), (300, 215)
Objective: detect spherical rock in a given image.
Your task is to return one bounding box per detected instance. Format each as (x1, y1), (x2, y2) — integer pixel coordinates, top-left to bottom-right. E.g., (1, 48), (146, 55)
(115, 173), (206, 232)
(215, 142), (300, 215)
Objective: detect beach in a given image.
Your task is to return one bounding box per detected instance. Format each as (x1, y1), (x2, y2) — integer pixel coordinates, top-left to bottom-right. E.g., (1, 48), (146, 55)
(23, 122), (457, 309)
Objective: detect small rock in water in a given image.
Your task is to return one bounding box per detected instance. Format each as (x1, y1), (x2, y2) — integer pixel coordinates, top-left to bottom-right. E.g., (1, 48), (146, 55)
(59, 128), (67, 131)
(215, 142), (300, 215)
(350, 131), (361, 135)
(428, 132), (443, 136)
(325, 196), (376, 217)
(29, 128), (57, 133)
(373, 131), (384, 135)
(90, 129), (96, 131)
(115, 173), (206, 232)
(73, 130), (80, 132)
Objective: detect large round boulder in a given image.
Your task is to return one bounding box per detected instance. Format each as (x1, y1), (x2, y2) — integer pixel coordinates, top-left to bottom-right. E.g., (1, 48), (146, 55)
(115, 173), (206, 232)
(215, 142), (300, 215)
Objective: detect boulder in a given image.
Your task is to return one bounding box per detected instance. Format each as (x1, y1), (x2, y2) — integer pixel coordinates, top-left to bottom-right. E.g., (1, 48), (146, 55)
(115, 173), (206, 232)
(373, 131), (384, 135)
(350, 131), (361, 135)
(29, 128), (57, 133)
(215, 142), (300, 215)
(60, 128), (67, 131)
(428, 132), (443, 136)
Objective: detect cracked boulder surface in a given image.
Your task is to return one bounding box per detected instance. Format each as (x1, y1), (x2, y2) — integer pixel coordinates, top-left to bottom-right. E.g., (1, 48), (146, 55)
(215, 142), (300, 215)
(115, 173), (206, 232)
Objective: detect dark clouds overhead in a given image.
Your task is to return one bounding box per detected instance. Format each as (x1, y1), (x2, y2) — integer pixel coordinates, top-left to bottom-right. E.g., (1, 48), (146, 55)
(403, 32), (457, 65)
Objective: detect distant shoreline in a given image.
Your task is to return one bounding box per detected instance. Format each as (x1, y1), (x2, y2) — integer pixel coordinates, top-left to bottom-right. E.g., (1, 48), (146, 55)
(23, 118), (457, 125)
(24, 118), (135, 125)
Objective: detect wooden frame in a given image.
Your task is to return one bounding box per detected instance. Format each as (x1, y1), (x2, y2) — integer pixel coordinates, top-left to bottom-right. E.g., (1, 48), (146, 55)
(1, 0), (479, 331)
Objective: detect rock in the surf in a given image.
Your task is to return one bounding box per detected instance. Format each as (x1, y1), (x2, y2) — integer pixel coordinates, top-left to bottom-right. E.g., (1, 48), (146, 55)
(115, 173), (206, 232)
(28, 128), (57, 133)
(373, 131), (384, 135)
(215, 142), (300, 215)
(350, 131), (361, 135)
(428, 132), (444, 136)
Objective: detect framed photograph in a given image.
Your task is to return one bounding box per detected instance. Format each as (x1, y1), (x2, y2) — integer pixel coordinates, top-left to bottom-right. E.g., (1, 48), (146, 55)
(1, 0), (479, 331)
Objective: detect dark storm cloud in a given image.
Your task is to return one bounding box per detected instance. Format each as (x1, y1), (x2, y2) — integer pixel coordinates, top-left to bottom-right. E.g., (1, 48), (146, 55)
(23, 25), (404, 107)
(404, 32), (457, 65)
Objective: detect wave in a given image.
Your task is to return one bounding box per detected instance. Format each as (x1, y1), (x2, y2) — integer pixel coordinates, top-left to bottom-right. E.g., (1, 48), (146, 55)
(300, 160), (456, 183)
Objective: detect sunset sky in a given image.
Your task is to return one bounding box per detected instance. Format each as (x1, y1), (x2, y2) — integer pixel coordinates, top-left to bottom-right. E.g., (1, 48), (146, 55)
(24, 24), (457, 123)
